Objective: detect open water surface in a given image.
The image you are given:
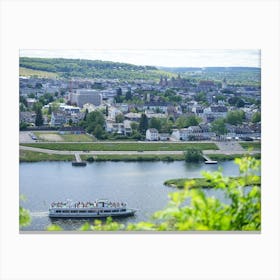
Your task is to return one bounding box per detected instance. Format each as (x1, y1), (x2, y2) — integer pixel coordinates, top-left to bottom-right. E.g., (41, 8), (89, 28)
(19, 160), (240, 231)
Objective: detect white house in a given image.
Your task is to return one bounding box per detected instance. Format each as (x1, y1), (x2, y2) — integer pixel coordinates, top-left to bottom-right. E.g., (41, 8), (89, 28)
(171, 129), (188, 141)
(146, 128), (159, 141)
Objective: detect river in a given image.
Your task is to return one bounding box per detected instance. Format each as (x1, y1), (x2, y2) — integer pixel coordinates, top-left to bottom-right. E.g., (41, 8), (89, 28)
(19, 160), (240, 231)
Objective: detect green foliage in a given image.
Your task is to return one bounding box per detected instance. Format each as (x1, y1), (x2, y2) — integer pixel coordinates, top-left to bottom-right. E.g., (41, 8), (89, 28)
(211, 118), (227, 136)
(226, 110), (245, 125)
(125, 89), (132, 101)
(139, 113), (148, 134)
(184, 149), (203, 162)
(19, 207), (31, 228)
(115, 114), (124, 123)
(19, 195), (31, 228)
(149, 117), (161, 130)
(93, 124), (104, 139)
(195, 92), (207, 103)
(20, 121), (28, 130)
(164, 174), (261, 189)
(82, 111), (105, 138)
(175, 115), (199, 128)
(47, 224), (63, 231)
(251, 111), (261, 123)
(35, 106), (44, 126)
(20, 57), (173, 81)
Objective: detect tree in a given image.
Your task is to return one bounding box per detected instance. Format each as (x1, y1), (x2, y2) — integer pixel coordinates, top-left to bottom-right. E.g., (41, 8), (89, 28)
(83, 110), (105, 135)
(48, 105), (52, 115)
(195, 92), (207, 103)
(130, 122), (139, 131)
(115, 114), (124, 123)
(84, 109), (88, 121)
(184, 149), (203, 162)
(236, 99), (245, 108)
(125, 89), (132, 101)
(251, 112), (261, 123)
(226, 110), (245, 125)
(115, 88), (123, 103)
(211, 118), (227, 136)
(68, 119), (73, 126)
(20, 121), (28, 130)
(175, 115), (199, 128)
(139, 113), (148, 134)
(94, 124), (104, 139)
(35, 107), (44, 126)
(149, 117), (161, 131)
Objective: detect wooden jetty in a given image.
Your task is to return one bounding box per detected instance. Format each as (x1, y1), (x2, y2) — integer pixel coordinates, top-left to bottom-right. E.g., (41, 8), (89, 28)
(202, 154), (218, 164)
(72, 153), (87, 166)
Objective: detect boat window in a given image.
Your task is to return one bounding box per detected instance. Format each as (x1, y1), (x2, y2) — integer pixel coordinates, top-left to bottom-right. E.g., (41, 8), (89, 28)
(112, 210), (119, 212)
(70, 210), (78, 213)
(62, 210), (69, 213)
(88, 210), (96, 213)
(121, 209), (126, 212)
(56, 210), (61, 213)
(79, 210), (86, 213)
(104, 210), (111, 213)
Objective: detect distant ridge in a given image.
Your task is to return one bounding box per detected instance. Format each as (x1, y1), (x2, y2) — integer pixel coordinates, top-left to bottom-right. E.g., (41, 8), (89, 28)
(158, 66), (261, 73)
(19, 57), (175, 80)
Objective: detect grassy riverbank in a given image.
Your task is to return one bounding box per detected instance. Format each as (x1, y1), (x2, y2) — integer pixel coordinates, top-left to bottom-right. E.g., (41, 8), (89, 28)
(81, 154), (184, 162)
(164, 175), (261, 189)
(240, 142), (261, 150)
(21, 142), (218, 151)
(20, 150), (74, 162)
(205, 153), (261, 161)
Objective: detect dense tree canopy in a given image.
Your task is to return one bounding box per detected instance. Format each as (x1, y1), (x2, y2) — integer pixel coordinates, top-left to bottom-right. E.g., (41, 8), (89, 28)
(226, 110), (245, 125)
(211, 118), (227, 136)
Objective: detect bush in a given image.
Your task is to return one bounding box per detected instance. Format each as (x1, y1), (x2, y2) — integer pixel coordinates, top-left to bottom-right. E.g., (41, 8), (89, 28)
(184, 149), (203, 162)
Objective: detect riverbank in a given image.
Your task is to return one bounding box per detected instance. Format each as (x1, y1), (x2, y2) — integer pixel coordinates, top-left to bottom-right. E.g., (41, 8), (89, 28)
(164, 175), (261, 189)
(20, 142), (219, 151)
(20, 150), (74, 162)
(19, 149), (261, 162)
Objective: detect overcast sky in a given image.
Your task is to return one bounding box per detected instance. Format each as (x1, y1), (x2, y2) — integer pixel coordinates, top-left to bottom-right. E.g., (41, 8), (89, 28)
(19, 49), (260, 68)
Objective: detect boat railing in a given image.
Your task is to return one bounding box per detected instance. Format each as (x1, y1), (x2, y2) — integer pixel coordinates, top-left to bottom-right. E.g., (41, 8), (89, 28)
(50, 201), (127, 209)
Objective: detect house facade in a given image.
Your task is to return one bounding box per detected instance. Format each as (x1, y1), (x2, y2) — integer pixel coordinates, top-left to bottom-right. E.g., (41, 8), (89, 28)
(146, 128), (159, 141)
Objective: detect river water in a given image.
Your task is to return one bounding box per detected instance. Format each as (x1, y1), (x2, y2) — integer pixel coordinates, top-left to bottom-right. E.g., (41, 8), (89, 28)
(19, 160), (240, 231)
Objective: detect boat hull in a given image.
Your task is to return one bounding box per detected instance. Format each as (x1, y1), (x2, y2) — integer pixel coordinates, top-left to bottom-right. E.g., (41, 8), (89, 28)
(49, 209), (136, 219)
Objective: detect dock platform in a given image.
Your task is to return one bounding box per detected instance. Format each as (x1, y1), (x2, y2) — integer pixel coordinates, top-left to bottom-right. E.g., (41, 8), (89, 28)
(202, 154), (218, 164)
(72, 153), (87, 166)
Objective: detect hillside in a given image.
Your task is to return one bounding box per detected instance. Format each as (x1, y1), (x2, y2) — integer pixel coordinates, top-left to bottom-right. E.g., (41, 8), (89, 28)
(19, 57), (175, 81)
(158, 66), (261, 86)
(19, 67), (59, 78)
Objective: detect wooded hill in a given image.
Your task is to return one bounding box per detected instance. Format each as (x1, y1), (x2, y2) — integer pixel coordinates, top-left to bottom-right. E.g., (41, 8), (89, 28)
(19, 57), (174, 81)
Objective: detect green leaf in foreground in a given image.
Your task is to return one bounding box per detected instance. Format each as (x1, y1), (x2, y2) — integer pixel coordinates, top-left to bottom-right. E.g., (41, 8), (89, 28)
(19, 206), (31, 228)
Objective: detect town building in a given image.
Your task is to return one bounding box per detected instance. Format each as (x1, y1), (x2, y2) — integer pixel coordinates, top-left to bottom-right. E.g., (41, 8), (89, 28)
(146, 128), (159, 141)
(70, 89), (102, 107)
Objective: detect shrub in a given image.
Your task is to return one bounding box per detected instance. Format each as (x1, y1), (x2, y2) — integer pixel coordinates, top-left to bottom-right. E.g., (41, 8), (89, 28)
(184, 149), (203, 162)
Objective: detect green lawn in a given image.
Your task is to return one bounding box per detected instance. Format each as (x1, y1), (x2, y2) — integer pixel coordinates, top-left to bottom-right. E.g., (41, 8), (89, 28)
(240, 142), (261, 150)
(19, 67), (58, 78)
(21, 142), (218, 151)
(19, 150), (74, 162)
(60, 134), (94, 142)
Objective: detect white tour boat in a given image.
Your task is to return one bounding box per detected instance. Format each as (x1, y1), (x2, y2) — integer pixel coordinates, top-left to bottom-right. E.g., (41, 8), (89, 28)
(48, 199), (137, 218)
